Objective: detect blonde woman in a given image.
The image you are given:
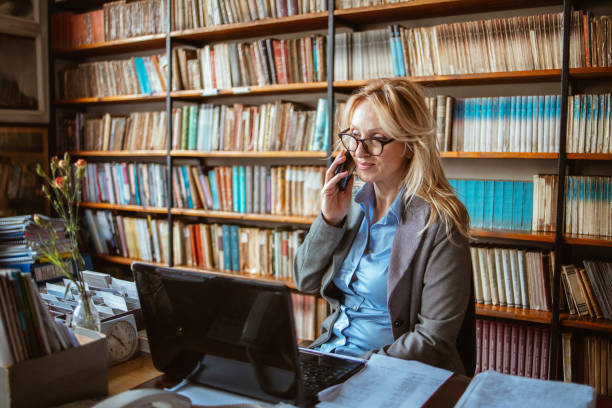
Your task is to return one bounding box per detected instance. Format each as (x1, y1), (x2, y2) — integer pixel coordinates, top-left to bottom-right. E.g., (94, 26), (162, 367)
(293, 78), (475, 375)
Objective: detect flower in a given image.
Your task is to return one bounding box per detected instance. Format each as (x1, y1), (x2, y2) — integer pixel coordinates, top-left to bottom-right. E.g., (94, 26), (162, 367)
(54, 176), (66, 189)
(75, 159), (86, 169)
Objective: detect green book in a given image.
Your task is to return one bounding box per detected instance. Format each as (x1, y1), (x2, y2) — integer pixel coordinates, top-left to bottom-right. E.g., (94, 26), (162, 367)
(181, 106), (189, 150)
(188, 105), (198, 150)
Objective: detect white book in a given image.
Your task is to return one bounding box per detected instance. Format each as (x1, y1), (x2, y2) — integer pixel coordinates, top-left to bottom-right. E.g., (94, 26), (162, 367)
(501, 248), (515, 307)
(537, 96), (545, 153)
(508, 248), (523, 308)
(566, 95), (574, 152)
(494, 248), (508, 306)
(470, 247), (484, 304)
(486, 248), (499, 306)
(553, 95), (561, 153)
(517, 250), (529, 309)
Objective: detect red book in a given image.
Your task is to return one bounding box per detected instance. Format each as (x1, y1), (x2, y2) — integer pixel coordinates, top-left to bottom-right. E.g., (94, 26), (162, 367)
(193, 224), (203, 266)
(189, 225), (198, 266)
(532, 327), (542, 379)
(90, 9), (105, 44)
(488, 319), (497, 371)
(540, 328), (550, 380)
(272, 40), (288, 84)
(502, 322), (511, 374)
(525, 325), (534, 377)
(518, 324), (526, 376)
(510, 323), (519, 375)
(481, 320), (489, 371)
(116, 215), (128, 258)
(495, 320), (504, 372)
(475, 319), (482, 373)
(223, 166), (233, 212)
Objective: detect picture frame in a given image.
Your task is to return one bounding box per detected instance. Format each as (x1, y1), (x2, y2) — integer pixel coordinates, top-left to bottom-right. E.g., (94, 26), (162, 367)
(0, 0), (48, 123)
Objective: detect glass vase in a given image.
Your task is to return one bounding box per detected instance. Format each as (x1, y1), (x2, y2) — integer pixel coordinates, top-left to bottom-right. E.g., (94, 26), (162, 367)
(71, 290), (101, 332)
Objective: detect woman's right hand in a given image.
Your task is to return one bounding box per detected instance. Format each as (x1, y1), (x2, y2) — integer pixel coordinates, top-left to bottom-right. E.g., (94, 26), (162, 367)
(321, 151), (354, 226)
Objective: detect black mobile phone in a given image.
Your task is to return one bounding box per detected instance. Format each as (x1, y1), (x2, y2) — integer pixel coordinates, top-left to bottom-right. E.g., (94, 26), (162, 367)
(333, 152), (355, 191)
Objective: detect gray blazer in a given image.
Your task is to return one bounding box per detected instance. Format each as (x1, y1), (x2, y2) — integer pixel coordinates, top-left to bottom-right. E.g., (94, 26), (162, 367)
(293, 195), (475, 374)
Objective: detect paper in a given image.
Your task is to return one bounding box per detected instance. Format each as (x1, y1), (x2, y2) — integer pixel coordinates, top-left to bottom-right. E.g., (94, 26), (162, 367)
(111, 277), (139, 299)
(97, 292), (128, 312)
(317, 354), (453, 408)
(176, 383), (271, 407)
(454, 370), (596, 408)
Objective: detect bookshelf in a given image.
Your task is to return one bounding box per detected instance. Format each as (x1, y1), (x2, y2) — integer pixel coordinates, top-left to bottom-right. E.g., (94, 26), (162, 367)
(49, 0), (611, 387)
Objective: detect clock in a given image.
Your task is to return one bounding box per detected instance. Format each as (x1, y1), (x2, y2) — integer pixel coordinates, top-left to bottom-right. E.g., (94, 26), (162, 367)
(101, 313), (139, 365)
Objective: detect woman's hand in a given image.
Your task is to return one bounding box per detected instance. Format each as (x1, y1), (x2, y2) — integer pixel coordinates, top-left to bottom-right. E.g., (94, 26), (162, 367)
(321, 151), (354, 226)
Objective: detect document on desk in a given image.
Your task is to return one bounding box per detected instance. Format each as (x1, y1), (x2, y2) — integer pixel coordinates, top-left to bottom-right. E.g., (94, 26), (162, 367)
(454, 370), (596, 408)
(317, 354), (453, 408)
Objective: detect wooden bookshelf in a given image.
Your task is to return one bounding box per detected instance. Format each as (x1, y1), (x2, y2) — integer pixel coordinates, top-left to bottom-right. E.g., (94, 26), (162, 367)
(564, 235), (612, 247)
(566, 153), (612, 160)
(476, 303), (553, 324)
(81, 202), (168, 214)
(334, 0), (561, 24)
(171, 150), (327, 159)
(70, 150), (167, 157)
(471, 229), (555, 243)
(1, 151), (47, 160)
(569, 66), (612, 79)
(170, 82), (328, 99)
(171, 12), (328, 42)
(91, 254), (167, 267)
(170, 208), (316, 225)
(52, 33), (166, 57)
(174, 265), (297, 289)
(440, 152), (558, 159)
(55, 93), (166, 105)
(560, 315), (612, 333)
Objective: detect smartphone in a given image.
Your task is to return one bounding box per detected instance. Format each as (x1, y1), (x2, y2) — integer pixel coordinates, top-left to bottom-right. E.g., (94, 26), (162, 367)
(333, 151), (355, 191)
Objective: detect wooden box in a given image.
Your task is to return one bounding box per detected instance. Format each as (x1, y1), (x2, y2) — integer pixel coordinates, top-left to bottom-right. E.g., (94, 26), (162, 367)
(0, 329), (108, 408)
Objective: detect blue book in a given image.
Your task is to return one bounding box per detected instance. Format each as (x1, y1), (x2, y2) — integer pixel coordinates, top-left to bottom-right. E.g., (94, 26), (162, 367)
(483, 180), (495, 229)
(232, 166), (239, 212)
(395, 26), (406, 76)
(180, 166), (194, 208)
(312, 98), (328, 151)
(388, 26), (398, 76)
(238, 166), (246, 213)
(448, 178), (457, 192)
(512, 181), (524, 230)
(230, 225), (240, 271)
(221, 225), (232, 271)
(526, 96), (534, 151)
(207, 170), (220, 211)
(133, 165), (141, 206)
(473, 180), (484, 229)
(455, 179), (467, 206)
(465, 180), (476, 227)
(133, 57), (152, 95)
(493, 180), (504, 230)
(502, 181), (514, 230)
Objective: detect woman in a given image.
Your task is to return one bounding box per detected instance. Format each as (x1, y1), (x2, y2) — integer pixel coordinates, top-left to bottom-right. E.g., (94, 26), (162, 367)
(293, 78), (475, 375)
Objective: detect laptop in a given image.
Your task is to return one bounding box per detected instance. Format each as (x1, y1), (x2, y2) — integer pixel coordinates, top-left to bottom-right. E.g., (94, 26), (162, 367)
(131, 262), (365, 407)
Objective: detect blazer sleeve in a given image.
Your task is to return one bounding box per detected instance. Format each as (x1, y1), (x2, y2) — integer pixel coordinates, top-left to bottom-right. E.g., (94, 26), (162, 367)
(293, 213), (346, 294)
(379, 223), (471, 372)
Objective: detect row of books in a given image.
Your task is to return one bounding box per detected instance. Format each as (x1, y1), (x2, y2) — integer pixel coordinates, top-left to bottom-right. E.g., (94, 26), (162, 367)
(172, 0), (327, 31)
(567, 93), (612, 154)
(452, 95), (562, 153)
(449, 179), (536, 232)
(58, 55), (167, 100)
(170, 99), (329, 152)
(60, 111), (168, 152)
(51, 0), (167, 49)
(1, 161), (40, 210)
(561, 261), (612, 321)
(470, 246), (553, 311)
(291, 293), (319, 342)
(584, 15), (612, 68)
(426, 95), (453, 152)
(171, 164), (324, 217)
(475, 319), (551, 380)
(334, 0), (406, 8)
(0, 270), (79, 366)
(562, 332), (611, 397)
(83, 162), (169, 208)
(334, 12), (586, 81)
(565, 176), (611, 238)
(174, 35), (326, 91)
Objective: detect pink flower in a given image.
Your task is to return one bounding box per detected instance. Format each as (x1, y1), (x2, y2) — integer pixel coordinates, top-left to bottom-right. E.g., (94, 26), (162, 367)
(75, 158), (87, 169)
(51, 156), (58, 164)
(58, 159), (68, 169)
(54, 176), (66, 189)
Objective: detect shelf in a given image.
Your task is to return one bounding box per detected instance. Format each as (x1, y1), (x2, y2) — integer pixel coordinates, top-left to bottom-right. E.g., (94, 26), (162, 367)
(173, 265), (296, 289)
(334, 0), (561, 25)
(1, 151), (47, 160)
(471, 229), (555, 243)
(569, 66), (612, 79)
(69, 150), (167, 157)
(171, 208), (316, 224)
(52, 34), (166, 57)
(81, 202), (168, 214)
(171, 12), (328, 42)
(476, 303), (552, 324)
(171, 82), (327, 99)
(566, 153), (612, 160)
(560, 315), (612, 333)
(171, 150), (327, 158)
(440, 152), (558, 159)
(55, 93), (166, 105)
(564, 235), (612, 247)
(91, 254), (167, 267)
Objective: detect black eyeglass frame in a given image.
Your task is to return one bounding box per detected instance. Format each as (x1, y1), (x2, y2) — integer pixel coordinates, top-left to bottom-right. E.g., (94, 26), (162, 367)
(337, 128), (395, 156)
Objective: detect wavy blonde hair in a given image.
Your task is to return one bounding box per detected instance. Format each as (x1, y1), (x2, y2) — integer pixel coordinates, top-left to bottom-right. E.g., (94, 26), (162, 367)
(341, 78), (470, 240)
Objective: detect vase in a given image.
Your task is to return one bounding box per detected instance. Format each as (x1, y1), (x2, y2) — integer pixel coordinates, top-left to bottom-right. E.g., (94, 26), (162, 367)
(71, 290), (101, 332)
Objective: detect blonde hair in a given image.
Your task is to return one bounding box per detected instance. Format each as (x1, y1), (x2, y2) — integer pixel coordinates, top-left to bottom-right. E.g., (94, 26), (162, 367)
(341, 78), (470, 240)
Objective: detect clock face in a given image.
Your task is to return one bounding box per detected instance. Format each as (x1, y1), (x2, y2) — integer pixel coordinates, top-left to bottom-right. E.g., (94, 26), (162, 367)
(107, 319), (138, 364)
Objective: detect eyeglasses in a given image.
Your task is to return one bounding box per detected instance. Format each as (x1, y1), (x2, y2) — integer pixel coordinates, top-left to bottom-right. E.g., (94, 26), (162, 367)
(338, 129), (394, 156)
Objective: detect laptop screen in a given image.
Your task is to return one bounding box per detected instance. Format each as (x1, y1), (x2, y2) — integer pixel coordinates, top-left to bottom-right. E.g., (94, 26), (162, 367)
(132, 263), (302, 404)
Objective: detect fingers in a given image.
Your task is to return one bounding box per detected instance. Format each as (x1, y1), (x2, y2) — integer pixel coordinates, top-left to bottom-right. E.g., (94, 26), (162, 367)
(322, 170), (349, 195)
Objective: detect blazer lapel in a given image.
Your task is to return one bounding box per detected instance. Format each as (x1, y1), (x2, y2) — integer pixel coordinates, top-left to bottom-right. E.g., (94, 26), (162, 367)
(387, 196), (430, 301)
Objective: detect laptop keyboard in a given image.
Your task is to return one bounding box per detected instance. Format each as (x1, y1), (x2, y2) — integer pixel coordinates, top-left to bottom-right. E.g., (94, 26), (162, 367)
(299, 352), (361, 395)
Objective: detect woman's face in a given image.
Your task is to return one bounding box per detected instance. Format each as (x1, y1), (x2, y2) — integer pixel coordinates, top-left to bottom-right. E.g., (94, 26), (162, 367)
(348, 100), (410, 189)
